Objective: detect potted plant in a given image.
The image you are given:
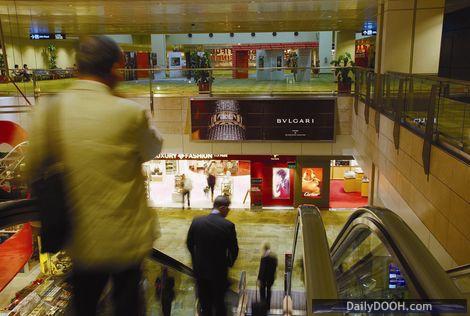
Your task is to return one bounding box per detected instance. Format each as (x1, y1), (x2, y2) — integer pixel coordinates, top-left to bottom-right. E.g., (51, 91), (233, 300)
(190, 51), (214, 93)
(0, 53), (7, 83)
(43, 44), (58, 78)
(330, 52), (355, 94)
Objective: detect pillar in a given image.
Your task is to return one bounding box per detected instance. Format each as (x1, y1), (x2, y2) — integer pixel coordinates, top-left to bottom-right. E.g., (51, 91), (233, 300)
(336, 30), (356, 58)
(319, 31), (333, 74)
(378, 0), (445, 74)
(151, 34), (167, 79)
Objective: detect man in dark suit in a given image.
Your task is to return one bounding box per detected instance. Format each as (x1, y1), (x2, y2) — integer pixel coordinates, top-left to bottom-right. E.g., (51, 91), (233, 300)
(257, 242), (278, 309)
(186, 195), (239, 316)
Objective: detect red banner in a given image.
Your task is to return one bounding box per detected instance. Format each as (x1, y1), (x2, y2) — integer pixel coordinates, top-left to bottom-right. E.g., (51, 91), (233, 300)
(0, 223), (33, 291)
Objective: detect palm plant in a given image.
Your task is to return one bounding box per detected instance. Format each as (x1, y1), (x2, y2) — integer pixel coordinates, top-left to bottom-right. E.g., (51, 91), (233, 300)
(43, 44), (57, 69)
(330, 52), (355, 84)
(190, 51), (214, 84)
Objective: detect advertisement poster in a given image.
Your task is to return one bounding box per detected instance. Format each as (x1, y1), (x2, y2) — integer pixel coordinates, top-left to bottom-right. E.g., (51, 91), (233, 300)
(191, 98), (335, 141)
(302, 168), (323, 198)
(272, 168), (290, 199)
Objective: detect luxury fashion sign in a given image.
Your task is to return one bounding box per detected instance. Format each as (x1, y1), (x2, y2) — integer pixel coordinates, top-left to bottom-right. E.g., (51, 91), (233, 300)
(190, 97), (335, 141)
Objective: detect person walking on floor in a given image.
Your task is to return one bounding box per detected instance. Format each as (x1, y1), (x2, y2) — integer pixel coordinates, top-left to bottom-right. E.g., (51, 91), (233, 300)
(186, 195), (239, 316)
(27, 35), (163, 316)
(207, 172), (216, 202)
(257, 242), (278, 310)
(182, 174), (193, 209)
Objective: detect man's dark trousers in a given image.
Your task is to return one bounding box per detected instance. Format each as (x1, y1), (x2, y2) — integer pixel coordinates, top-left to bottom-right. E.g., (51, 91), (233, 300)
(258, 281), (273, 309)
(71, 265), (142, 316)
(197, 278), (227, 316)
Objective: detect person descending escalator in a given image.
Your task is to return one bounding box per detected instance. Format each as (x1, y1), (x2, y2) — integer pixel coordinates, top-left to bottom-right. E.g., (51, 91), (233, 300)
(257, 242), (278, 311)
(186, 195), (239, 316)
(26, 35), (163, 316)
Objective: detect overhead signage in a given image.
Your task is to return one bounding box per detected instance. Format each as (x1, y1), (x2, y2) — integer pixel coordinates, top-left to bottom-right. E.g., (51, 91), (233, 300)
(361, 22), (377, 36)
(191, 97), (336, 141)
(30, 33), (66, 40)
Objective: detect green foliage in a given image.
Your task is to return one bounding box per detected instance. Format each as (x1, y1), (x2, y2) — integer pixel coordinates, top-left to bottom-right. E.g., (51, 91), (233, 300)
(189, 51), (214, 84)
(330, 52), (355, 84)
(43, 44), (57, 69)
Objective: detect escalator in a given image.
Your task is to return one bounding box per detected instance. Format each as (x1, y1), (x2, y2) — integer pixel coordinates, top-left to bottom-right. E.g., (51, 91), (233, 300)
(278, 205), (466, 315)
(0, 200), (467, 315)
(0, 199), (244, 316)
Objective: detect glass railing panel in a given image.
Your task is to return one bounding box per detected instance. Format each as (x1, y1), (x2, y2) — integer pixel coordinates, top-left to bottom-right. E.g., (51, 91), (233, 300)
(437, 81), (469, 153)
(369, 72), (376, 108)
(333, 227), (418, 300)
(359, 70), (367, 102)
(291, 221), (305, 293)
(142, 256), (197, 316)
(402, 77), (434, 134)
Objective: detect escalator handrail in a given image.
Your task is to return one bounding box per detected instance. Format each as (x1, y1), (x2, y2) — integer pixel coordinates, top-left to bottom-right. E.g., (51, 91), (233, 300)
(292, 205), (338, 315)
(0, 199), (196, 278)
(447, 264), (470, 278)
(150, 248), (194, 277)
(330, 206), (462, 299)
(0, 198), (39, 228)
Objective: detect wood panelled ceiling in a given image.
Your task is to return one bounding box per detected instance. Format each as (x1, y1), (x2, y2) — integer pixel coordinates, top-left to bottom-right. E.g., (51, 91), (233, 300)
(0, 0), (378, 37)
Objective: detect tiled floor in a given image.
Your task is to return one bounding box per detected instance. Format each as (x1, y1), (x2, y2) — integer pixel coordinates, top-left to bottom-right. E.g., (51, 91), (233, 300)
(153, 208), (352, 290)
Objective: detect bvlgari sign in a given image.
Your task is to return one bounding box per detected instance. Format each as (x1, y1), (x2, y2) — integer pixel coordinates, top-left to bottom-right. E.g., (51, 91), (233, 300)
(191, 97), (336, 141)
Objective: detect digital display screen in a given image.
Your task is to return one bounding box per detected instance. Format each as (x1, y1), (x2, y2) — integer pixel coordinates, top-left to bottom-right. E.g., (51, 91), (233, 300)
(171, 57), (181, 66)
(301, 167), (323, 198)
(389, 263), (407, 289)
(190, 98), (335, 141)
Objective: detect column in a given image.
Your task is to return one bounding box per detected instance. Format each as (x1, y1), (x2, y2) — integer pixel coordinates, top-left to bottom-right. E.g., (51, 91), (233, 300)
(378, 0), (445, 74)
(335, 30), (356, 58)
(319, 31), (333, 73)
(151, 34), (167, 78)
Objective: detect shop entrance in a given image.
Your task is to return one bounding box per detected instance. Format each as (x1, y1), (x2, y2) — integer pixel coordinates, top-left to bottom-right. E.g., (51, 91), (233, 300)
(144, 155), (295, 210)
(329, 159), (369, 209)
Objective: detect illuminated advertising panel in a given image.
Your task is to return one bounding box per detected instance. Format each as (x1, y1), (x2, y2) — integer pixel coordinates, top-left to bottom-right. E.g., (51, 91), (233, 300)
(301, 167), (323, 198)
(272, 168), (290, 199)
(191, 97), (335, 141)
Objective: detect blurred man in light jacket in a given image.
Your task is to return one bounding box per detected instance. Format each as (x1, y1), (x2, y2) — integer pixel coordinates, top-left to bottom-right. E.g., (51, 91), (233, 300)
(27, 36), (163, 316)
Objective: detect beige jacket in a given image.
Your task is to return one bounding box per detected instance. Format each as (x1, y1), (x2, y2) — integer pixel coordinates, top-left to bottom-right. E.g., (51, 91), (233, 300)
(27, 80), (163, 269)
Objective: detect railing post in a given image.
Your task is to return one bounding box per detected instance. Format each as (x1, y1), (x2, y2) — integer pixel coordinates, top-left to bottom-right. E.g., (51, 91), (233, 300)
(354, 69), (359, 115)
(393, 78), (406, 150)
(364, 71), (371, 124)
(149, 68), (154, 115)
(33, 73), (40, 104)
(422, 84), (439, 176)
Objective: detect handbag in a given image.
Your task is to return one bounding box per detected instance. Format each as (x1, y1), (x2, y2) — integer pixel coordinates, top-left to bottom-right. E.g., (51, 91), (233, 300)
(31, 99), (71, 253)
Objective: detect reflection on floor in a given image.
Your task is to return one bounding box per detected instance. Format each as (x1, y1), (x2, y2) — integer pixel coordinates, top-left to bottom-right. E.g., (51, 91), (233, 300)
(153, 208), (352, 292)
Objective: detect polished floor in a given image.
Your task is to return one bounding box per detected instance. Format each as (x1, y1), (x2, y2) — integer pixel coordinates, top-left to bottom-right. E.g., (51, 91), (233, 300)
(153, 208), (352, 290)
